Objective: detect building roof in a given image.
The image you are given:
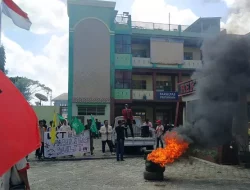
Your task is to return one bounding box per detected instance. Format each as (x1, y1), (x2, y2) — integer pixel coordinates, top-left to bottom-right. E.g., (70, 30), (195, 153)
(52, 93), (68, 101)
(245, 32), (250, 37)
(184, 17), (221, 33)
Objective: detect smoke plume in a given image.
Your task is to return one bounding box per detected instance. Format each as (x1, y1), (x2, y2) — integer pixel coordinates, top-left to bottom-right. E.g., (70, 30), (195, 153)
(203, 0), (250, 35)
(177, 34), (250, 147)
(226, 0), (250, 35)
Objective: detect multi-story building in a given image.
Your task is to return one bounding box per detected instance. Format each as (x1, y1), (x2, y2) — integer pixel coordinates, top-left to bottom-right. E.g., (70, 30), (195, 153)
(67, 0), (221, 124)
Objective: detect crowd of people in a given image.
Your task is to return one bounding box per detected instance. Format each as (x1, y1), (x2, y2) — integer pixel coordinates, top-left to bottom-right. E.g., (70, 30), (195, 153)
(34, 117), (129, 161)
(1, 103), (174, 190)
(34, 114), (173, 162)
(32, 103), (176, 163)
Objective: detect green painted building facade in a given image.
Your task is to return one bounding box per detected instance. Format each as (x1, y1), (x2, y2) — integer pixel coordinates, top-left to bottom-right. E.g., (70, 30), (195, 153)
(67, 0), (221, 124)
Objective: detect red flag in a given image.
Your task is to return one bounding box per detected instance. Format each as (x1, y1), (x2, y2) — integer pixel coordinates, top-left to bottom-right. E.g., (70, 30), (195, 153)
(0, 71), (40, 176)
(2, 0), (32, 30)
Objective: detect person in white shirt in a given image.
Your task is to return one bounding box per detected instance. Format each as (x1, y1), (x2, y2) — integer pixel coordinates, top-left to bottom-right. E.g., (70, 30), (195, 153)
(0, 157), (30, 190)
(143, 119), (153, 128)
(155, 120), (164, 148)
(59, 119), (71, 132)
(99, 120), (115, 156)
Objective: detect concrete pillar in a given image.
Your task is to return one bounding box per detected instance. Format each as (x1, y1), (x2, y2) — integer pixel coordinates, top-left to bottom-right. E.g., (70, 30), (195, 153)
(152, 72), (156, 100)
(182, 106), (186, 127)
(232, 90), (249, 151)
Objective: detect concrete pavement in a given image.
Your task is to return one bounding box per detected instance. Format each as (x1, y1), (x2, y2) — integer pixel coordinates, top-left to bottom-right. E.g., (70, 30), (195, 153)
(28, 157), (250, 190)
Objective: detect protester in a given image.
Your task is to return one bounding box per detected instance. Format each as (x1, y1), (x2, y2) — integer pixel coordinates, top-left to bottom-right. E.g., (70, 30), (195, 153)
(115, 120), (126, 161)
(155, 120), (164, 148)
(122, 104), (134, 138)
(59, 119), (71, 132)
(85, 119), (94, 155)
(164, 119), (174, 132)
(143, 119), (153, 128)
(95, 119), (101, 138)
(42, 120), (48, 131)
(46, 121), (59, 132)
(0, 157), (30, 190)
(36, 120), (46, 159)
(57, 121), (62, 131)
(46, 121), (52, 132)
(45, 120), (60, 159)
(99, 120), (115, 156)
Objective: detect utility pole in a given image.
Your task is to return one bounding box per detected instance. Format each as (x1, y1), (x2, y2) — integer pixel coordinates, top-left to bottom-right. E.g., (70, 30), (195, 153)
(169, 13), (171, 31)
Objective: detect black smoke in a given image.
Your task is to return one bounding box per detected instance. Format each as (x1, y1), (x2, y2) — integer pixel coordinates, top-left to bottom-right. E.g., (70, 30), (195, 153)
(177, 34), (250, 147)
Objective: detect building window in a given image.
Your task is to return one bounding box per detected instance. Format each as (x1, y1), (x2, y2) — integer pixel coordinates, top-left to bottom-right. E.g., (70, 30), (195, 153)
(134, 110), (146, 121)
(156, 81), (172, 91)
(132, 49), (147, 58)
(60, 106), (68, 118)
(115, 35), (131, 54)
(77, 106), (105, 116)
(132, 80), (146, 89)
(184, 52), (193, 60)
(115, 71), (131, 89)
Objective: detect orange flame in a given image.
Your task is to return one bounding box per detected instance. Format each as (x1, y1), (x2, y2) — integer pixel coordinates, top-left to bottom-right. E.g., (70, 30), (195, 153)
(147, 131), (189, 167)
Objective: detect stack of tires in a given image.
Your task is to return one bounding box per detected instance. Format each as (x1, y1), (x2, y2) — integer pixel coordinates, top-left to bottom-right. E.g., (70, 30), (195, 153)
(143, 160), (165, 181)
(144, 150), (153, 160)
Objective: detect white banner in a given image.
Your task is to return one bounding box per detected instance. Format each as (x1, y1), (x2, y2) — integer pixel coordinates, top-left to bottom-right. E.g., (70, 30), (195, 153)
(44, 130), (90, 158)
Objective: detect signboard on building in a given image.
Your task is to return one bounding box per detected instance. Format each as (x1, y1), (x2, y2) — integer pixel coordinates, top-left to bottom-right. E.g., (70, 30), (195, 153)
(44, 130), (90, 158)
(156, 91), (178, 100)
(178, 79), (196, 96)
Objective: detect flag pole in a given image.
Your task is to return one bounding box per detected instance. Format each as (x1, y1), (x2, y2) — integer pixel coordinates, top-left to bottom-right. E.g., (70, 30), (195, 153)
(0, 0), (2, 45)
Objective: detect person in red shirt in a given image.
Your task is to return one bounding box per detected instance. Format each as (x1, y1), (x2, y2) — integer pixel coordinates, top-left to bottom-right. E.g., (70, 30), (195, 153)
(122, 104), (134, 138)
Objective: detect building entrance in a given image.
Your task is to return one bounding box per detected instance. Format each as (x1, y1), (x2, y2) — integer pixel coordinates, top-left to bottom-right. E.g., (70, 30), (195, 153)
(156, 109), (174, 125)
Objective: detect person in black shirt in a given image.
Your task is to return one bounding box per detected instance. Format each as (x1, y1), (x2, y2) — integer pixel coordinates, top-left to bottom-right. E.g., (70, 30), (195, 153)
(42, 119), (48, 131)
(115, 120), (126, 161)
(85, 119), (94, 155)
(95, 119), (101, 139)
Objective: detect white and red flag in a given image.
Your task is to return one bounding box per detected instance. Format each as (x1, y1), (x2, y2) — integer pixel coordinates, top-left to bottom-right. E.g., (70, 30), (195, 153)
(1, 0), (32, 30)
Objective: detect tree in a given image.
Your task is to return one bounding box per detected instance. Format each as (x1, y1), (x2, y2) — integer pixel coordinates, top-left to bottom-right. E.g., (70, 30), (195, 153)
(0, 45), (6, 74)
(9, 76), (52, 102)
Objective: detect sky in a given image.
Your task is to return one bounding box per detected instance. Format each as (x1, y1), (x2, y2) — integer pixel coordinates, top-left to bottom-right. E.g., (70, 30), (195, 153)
(2, 0), (249, 103)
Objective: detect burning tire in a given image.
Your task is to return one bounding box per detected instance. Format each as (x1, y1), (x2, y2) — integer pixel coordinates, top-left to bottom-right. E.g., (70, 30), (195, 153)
(144, 150), (153, 160)
(145, 160), (165, 173)
(143, 171), (164, 181)
(146, 146), (154, 150)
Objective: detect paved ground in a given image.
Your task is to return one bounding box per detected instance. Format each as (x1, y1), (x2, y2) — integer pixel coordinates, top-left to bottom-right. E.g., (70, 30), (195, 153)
(28, 157), (250, 190)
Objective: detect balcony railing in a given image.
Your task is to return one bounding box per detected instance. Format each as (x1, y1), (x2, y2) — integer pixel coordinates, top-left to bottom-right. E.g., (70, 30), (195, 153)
(132, 57), (202, 69)
(131, 21), (221, 35)
(132, 21), (188, 32)
(132, 90), (154, 100)
(132, 57), (151, 67)
(182, 60), (203, 69)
